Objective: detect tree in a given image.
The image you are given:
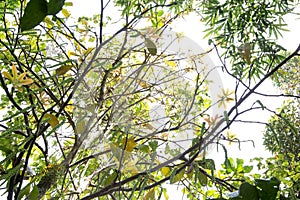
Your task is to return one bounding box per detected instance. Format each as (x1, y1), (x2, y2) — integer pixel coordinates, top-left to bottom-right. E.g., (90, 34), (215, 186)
(0, 0), (299, 199)
(258, 55), (300, 199)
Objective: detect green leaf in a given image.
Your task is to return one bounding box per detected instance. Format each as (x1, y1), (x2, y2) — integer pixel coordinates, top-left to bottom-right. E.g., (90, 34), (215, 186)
(170, 167), (185, 184)
(199, 159), (216, 171)
(56, 65), (72, 76)
(103, 171), (117, 186)
(17, 183), (31, 200)
(198, 171), (208, 186)
(47, 0), (65, 15)
(239, 182), (259, 200)
(20, 0), (48, 31)
(28, 185), (39, 200)
(255, 177), (280, 199)
(255, 100), (265, 110)
(145, 38), (157, 55)
(0, 163), (22, 181)
(224, 111), (230, 128)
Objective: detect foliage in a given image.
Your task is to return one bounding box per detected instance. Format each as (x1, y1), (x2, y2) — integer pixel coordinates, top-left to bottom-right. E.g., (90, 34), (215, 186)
(264, 100), (300, 160)
(0, 0), (299, 199)
(262, 54), (300, 199)
(198, 0), (292, 79)
(252, 154), (300, 199)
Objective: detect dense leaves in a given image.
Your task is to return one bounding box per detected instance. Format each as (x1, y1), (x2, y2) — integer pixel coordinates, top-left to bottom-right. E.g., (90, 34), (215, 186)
(0, 0), (299, 199)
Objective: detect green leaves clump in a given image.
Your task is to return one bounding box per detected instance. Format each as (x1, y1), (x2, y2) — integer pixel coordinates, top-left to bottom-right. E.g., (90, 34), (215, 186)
(20, 0), (48, 31)
(20, 0), (66, 31)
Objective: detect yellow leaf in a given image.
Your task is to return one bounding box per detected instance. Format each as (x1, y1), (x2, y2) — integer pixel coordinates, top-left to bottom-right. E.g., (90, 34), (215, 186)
(61, 9), (70, 18)
(243, 43), (251, 64)
(144, 188), (155, 200)
(83, 47), (94, 56)
(75, 120), (86, 134)
(56, 65), (72, 76)
(137, 80), (149, 89)
(17, 72), (27, 82)
(20, 78), (34, 85)
(44, 113), (59, 128)
(161, 167), (171, 177)
(68, 51), (79, 57)
(65, 2), (73, 6)
(123, 161), (138, 174)
(122, 138), (136, 152)
(2, 71), (12, 81)
(164, 60), (177, 68)
(11, 65), (17, 79)
(65, 105), (74, 113)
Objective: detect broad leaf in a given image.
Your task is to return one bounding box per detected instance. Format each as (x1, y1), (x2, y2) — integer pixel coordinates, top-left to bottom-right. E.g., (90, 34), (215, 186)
(239, 182), (258, 200)
(170, 167), (185, 184)
(198, 172), (208, 186)
(144, 188), (155, 200)
(255, 177), (280, 199)
(145, 38), (157, 55)
(103, 171), (117, 186)
(161, 167), (171, 177)
(20, 0), (48, 31)
(47, 0), (65, 15)
(44, 113), (59, 128)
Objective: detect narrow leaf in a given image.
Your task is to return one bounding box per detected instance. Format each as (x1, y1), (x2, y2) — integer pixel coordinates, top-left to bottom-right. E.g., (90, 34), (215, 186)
(56, 65), (72, 76)
(145, 38), (157, 55)
(224, 111), (230, 128)
(28, 185), (39, 200)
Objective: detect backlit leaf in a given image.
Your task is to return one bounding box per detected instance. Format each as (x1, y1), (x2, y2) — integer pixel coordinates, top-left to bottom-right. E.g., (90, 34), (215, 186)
(75, 120), (86, 134)
(61, 8), (70, 18)
(243, 43), (251, 64)
(198, 171), (208, 186)
(122, 138), (136, 152)
(83, 47), (94, 56)
(44, 113), (59, 128)
(144, 188), (155, 200)
(161, 166), (171, 177)
(103, 171), (117, 186)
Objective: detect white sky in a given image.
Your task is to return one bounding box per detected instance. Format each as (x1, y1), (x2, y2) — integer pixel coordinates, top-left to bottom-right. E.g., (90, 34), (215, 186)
(0, 1), (298, 199)
(70, 1), (299, 198)
(67, 1), (299, 198)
